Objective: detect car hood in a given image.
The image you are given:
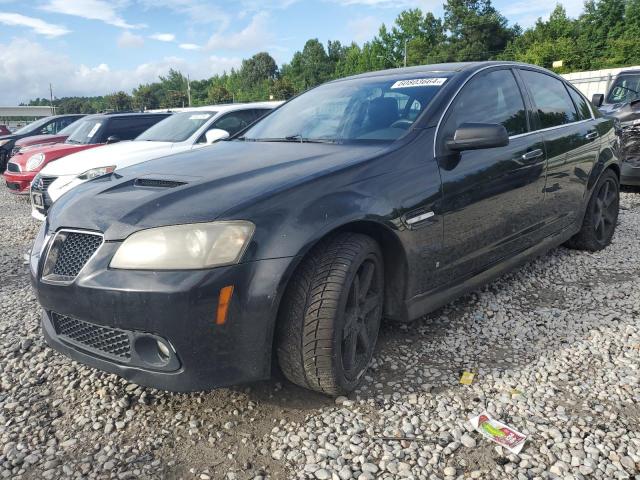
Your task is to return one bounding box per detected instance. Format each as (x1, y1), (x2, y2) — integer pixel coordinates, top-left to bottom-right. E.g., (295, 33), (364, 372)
(11, 143), (100, 168)
(15, 134), (67, 147)
(42, 141), (176, 176)
(599, 100), (640, 124)
(48, 140), (387, 240)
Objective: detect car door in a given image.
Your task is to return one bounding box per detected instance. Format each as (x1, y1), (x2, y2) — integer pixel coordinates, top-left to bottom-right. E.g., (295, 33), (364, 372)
(518, 69), (599, 229)
(436, 67), (548, 285)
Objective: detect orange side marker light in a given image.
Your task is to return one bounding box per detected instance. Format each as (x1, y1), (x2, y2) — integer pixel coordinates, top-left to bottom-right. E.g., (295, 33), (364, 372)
(216, 285), (234, 325)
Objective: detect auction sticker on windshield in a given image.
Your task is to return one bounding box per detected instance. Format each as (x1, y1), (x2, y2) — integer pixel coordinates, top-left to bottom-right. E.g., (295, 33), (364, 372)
(189, 114), (211, 120)
(87, 123), (101, 138)
(391, 78), (448, 89)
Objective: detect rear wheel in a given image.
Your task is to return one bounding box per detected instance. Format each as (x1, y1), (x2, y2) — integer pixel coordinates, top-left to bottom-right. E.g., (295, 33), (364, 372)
(565, 169), (619, 251)
(276, 233), (384, 396)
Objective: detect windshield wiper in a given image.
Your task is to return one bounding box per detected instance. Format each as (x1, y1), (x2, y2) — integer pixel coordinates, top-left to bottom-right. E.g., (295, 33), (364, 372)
(246, 135), (337, 144)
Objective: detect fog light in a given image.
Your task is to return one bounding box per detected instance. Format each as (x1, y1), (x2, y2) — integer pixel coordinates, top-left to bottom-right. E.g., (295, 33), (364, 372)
(156, 340), (170, 360)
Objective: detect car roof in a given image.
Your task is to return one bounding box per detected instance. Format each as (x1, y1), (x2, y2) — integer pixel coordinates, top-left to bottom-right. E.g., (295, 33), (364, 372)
(150, 101), (283, 114)
(329, 61), (549, 83)
(83, 112), (171, 120)
(617, 70), (640, 76)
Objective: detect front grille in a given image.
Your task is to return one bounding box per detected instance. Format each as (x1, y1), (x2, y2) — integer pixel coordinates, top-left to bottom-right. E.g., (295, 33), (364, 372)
(51, 313), (131, 360)
(6, 162), (20, 173)
(50, 231), (103, 279)
(32, 175), (58, 192)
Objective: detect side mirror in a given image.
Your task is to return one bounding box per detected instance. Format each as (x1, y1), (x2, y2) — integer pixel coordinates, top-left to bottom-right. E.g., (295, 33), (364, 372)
(592, 94), (604, 107)
(106, 135), (121, 144)
(446, 123), (509, 152)
(205, 128), (230, 144)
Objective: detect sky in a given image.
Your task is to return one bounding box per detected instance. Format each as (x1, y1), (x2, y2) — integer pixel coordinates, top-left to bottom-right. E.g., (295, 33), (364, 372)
(0, 0), (586, 104)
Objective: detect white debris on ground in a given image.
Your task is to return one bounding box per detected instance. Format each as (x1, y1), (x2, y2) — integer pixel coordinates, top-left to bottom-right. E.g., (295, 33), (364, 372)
(0, 186), (639, 480)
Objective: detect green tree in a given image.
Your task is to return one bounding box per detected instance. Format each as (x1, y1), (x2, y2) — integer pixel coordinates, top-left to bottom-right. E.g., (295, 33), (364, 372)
(443, 0), (517, 61)
(104, 91), (133, 111)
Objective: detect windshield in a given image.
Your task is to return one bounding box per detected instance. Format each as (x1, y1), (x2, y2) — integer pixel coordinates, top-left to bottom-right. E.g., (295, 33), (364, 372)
(137, 111), (217, 142)
(65, 117), (103, 145)
(58, 120), (82, 136)
(242, 74), (450, 143)
(14, 117), (52, 135)
(606, 74), (640, 104)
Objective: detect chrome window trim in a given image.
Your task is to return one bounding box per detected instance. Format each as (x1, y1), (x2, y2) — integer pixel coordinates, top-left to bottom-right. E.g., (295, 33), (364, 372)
(41, 228), (104, 285)
(434, 64), (597, 155)
(509, 119), (593, 140)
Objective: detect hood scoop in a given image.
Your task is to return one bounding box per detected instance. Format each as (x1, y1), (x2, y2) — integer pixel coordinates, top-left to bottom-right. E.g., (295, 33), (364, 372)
(134, 178), (186, 188)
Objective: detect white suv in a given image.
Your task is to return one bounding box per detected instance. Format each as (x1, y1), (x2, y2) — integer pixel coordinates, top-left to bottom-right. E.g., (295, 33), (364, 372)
(31, 101), (282, 220)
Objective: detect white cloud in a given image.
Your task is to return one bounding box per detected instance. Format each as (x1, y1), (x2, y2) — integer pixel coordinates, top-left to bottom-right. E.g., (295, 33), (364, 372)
(118, 31), (144, 48)
(150, 33), (176, 42)
(179, 43), (201, 50)
(139, 0), (230, 26)
(0, 12), (69, 37)
(347, 16), (379, 44)
(40, 0), (142, 29)
(206, 12), (272, 51)
(0, 38), (241, 104)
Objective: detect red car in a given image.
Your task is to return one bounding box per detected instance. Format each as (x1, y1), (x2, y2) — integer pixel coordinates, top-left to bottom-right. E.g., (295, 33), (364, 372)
(4, 112), (170, 193)
(10, 118), (84, 157)
(0, 125), (11, 136)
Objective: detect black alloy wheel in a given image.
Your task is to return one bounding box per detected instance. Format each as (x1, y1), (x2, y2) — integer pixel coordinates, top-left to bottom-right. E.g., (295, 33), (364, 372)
(340, 258), (382, 382)
(277, 232), (384, 395)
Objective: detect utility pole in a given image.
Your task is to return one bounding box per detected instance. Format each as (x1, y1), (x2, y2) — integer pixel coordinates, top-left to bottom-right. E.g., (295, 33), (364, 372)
(49, 83), (54, 115)
(187, 75), (192, 107)
(404, 39), (408, 68)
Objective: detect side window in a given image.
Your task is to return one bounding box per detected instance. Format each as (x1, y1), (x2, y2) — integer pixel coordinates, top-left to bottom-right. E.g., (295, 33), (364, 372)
(440, 69), (528, 151)
(40, 121), (57, 135)
(567, 86), (592, 121)
(55, 117), (74, 133)
(106, 116), (164, 141)
(520, 70), (579, 129)
(252, 109), (271, 121)
(212, 110), (257, 136)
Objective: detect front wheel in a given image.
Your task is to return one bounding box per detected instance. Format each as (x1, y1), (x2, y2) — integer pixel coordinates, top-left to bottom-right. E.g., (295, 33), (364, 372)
(276, 233), (384, 396)
(565, 169), (619, 251)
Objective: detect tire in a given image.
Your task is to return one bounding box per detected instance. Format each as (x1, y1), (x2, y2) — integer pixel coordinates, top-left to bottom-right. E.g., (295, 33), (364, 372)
(565, 169), (619, 251)
(276, 233), (384, 396)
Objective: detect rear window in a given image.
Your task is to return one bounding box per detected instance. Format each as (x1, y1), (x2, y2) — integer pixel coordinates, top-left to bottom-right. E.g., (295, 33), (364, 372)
(243, 74), (450, 143)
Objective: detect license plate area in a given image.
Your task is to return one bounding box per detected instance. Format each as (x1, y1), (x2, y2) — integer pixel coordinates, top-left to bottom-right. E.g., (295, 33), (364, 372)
(32, 192), (44, 207)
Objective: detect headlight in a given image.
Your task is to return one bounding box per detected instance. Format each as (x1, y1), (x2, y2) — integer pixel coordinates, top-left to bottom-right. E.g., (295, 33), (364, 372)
(0, 139), (10, 147)
(77, 165), (116, 180)
(620, 118), (640, 128)
(110, 221), (255, 270)
(26, 153), (45, 171)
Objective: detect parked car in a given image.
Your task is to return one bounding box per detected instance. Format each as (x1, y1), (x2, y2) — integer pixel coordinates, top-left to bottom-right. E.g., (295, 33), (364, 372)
(591, 69), (640, 186)
(30, 102), (281, 220)
(10, 117), (85, 158)
(4, 112), (170, 194)
(0, 114), (84, 172)
(0, 125), (11, 135)
(31, 62), (621, 395)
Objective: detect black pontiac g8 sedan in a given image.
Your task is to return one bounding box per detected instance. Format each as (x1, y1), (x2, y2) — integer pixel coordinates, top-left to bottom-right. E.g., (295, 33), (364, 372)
(31, 62), (621, 395)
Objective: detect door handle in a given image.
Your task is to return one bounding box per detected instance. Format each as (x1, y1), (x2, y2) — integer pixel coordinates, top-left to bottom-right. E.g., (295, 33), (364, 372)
(521, 149), (544, 161)
(585, 131), (599, 140)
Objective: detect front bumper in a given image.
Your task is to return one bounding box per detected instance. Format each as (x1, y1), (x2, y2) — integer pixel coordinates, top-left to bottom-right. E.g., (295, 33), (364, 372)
(31, 239), (293, 392)
(621, 158), (640, 186)
(3, 170), (34, 193)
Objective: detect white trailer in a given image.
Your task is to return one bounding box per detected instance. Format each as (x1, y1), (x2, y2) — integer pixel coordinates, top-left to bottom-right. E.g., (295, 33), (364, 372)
(562, 66), (640, 99)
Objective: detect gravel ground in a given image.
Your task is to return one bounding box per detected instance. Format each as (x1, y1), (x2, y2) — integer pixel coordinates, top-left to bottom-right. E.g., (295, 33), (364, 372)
(1, 186), (639, 480)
